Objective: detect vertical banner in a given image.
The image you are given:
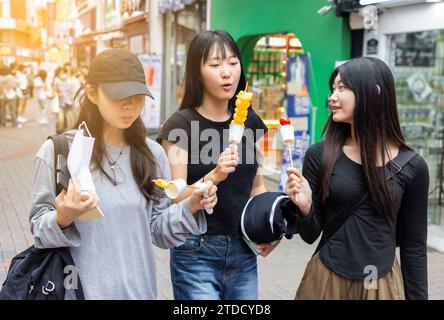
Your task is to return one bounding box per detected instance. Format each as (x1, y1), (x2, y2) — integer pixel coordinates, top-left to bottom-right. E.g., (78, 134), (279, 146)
(279, 54), (312, 192)
(138, 54), (163, 129)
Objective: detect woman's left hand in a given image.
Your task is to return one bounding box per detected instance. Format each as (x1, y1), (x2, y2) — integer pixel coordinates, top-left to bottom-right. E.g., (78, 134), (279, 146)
(256, 240), (280, 257)
(187, 180), (218, 213)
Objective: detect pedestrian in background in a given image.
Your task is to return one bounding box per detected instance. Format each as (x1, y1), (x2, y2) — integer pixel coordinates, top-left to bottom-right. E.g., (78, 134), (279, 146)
(33, 69), (51, 124)
(14, 64), (30, 124)
(286, 57), (428, 300)
(0, 65), (19, 128)
(53, 67), (75, 134)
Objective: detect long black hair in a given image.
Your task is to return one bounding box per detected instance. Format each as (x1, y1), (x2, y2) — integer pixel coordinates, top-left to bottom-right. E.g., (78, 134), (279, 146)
(319, 57), (410, 214)
(179, 30), (246, 112)
(73, 89), (163, 202)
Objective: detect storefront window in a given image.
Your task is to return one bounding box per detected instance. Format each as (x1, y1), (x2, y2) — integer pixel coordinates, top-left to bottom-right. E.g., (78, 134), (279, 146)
(173, 1), (205, 106)
(388, 30), (444, 226)
(105, 0), (120, 28)
(121, 0), (146, 18)
(246, 34), (304, 172)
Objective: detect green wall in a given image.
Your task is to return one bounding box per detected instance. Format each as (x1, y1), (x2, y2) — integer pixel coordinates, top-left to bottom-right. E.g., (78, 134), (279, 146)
(211, 0), (351, 142)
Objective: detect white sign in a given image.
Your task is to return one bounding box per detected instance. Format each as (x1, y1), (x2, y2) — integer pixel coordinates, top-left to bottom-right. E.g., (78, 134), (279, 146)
(138, 54), (163, 129)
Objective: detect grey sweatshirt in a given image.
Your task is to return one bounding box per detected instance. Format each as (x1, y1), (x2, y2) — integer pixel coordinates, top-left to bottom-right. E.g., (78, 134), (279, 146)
(29, 137), (207, 299)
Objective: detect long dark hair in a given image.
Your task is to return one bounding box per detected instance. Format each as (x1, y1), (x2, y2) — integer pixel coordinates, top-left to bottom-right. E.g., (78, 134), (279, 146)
(319, 57), (410, 214)
(179, 30), (246, 112)
(73, 89), (163, 201)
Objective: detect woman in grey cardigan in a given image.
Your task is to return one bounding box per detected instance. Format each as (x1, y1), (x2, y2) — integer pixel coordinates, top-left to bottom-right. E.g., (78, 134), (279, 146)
(29, 49), (218, 299)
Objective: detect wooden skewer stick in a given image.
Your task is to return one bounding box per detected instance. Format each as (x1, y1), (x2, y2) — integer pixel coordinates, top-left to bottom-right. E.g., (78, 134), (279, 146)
(287, 143), (298, 202)
(287, 143), (294, 168)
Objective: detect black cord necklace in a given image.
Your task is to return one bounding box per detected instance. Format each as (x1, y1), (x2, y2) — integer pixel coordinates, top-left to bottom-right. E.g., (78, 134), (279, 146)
(107, 145), (125, 185)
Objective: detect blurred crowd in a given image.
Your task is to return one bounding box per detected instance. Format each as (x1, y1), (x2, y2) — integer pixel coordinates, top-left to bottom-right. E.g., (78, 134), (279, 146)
(0, 62), (87, 133)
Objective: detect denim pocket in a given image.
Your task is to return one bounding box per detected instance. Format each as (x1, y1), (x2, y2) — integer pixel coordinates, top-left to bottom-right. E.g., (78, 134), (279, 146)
(173, 235), (202, 252)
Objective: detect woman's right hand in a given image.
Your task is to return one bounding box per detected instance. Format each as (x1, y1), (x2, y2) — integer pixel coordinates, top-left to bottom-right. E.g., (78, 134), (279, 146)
(285, 167), (312, 217)
(211, 147), (239, 184)
(55, 179), (97, 229)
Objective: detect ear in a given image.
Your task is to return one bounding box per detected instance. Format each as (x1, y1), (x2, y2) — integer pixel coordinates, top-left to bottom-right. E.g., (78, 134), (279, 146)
(376, 84), (381, 95)
(85, 84), (98, 104)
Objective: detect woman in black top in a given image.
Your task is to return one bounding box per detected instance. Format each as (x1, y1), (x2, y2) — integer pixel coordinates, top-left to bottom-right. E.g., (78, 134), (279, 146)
(157, 30), (273, 300)
(286, 57), (428, 300)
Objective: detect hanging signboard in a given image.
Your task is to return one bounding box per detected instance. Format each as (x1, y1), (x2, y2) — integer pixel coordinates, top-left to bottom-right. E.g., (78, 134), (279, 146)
(138, 54), (163, 129)
(279, 54), (312, 192)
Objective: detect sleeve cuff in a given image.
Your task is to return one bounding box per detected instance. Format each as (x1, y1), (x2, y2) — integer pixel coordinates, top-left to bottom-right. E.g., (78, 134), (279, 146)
(35, 210), (81, 248)
(182, 200), (207, 235)
(294, 205), (314, 222)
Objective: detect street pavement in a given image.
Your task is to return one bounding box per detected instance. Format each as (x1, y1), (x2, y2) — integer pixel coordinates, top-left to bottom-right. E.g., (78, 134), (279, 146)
(1, 99), (443, 299)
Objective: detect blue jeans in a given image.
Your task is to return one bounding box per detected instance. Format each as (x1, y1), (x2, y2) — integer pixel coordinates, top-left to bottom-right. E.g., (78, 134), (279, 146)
(170, 234), (258, 300)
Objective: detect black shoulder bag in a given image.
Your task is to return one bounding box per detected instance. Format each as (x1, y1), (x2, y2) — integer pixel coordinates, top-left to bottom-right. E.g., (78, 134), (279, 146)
(0, 134), (84, 300)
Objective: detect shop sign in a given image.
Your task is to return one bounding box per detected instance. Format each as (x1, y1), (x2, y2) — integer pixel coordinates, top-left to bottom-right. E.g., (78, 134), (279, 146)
(138, 54), (163, 129)
(287, 54), (310, 117)
(366, 38), (378, 55)
(278, 53), (312, 192)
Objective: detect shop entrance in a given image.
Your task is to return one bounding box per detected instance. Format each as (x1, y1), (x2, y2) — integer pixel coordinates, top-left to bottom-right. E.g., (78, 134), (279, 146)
(243, 33), (310, 179)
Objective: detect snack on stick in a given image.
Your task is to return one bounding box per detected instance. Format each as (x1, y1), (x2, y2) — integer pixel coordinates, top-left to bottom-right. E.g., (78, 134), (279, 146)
(152, 178), (172, 189)
(195, 181), (213, 214)
(152, 178), (186, 199)
(279, 117), (298, 201)
(279, 117), (295, 145)
(229, 85), (253, 148)
(153, 178), (214, 213)
(279, 117), (295, 168)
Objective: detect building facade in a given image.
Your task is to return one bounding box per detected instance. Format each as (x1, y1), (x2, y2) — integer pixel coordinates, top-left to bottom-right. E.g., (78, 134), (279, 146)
(360, 0), (444, 251)
(0, 0), (46, 65)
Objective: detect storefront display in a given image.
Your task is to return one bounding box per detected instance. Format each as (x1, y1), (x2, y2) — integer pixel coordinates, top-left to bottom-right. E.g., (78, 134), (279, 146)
(388, 30), (444, 225)
(246, 34), (305, 173)
(161, 0), (206, 120)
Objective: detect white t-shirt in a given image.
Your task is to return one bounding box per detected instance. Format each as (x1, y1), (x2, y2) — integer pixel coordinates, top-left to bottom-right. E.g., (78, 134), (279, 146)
(54, 76), (73, 106)
(34, 77), (52, 100)
(15, 71), (28, 90)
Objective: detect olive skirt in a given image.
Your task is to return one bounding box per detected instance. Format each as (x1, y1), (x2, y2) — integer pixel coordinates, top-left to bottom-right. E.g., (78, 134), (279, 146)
(295, 253), (405, 300)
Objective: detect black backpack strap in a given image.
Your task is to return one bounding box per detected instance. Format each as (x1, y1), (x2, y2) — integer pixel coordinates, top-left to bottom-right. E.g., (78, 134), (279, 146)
(386, 149), (417, 180)
(314, 148), (417, 255)
(314, 193), (369, 255)
(47, 134), (70, 195)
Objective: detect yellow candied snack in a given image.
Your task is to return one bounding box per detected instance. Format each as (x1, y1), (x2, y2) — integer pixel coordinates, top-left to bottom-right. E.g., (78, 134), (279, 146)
(237, 91), (253, 102)
(232, 90), (253, 125)
(152, 179), (171, 189)
(235, 98), (250, 109)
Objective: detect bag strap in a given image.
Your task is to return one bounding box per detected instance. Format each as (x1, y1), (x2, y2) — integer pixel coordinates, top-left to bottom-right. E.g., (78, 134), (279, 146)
(385, 149), (416, 179)
(314, 193), (369, 255)
(314, 148), (417, 255)
(47, 134), (70, 195)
